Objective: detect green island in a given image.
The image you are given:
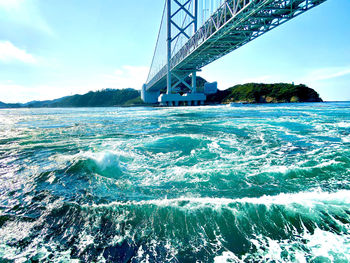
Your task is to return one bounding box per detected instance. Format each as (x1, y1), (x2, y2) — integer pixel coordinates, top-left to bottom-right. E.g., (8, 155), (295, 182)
(207, 83), (322, 104)
(0, 82), (322, 108)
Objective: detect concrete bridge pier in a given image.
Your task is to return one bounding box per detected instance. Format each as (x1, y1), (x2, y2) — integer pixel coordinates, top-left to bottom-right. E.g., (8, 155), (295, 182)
(158, 93), (206, 107)
(141, 84), (160, 104)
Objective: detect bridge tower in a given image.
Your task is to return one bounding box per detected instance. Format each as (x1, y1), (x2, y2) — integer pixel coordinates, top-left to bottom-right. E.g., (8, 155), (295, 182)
(142, 0), (207, 106)
(158, 0), (206, 106)
(166, 0), (197, 95)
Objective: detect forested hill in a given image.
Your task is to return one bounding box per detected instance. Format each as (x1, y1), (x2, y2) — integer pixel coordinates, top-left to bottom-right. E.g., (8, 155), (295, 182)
(207, 83), (323, 104)
(0, 88), (144, 108)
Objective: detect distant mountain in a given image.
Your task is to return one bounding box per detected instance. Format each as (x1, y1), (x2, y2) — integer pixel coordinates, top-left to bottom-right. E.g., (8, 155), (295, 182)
(0, 88), (144, 108)
(207, 83), (322, 104)
(0, 101), (22, 108)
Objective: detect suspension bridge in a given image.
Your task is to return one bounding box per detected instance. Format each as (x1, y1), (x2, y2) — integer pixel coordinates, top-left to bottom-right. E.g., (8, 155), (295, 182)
(141, 0), (327, 106)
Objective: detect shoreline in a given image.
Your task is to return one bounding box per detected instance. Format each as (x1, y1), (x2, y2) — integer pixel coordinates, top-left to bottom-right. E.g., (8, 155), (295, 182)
(3, 101), (350, 110)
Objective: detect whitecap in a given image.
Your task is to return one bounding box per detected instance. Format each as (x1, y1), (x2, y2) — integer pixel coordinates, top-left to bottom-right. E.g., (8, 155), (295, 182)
(86, 189), (350, 211)
(214, 251), (242, 263)
(247, 227), (350, 262)
(337, 121), (350, 128)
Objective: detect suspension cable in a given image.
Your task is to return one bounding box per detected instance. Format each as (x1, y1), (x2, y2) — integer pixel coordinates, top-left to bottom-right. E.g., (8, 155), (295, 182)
(146, 1), (167, 83)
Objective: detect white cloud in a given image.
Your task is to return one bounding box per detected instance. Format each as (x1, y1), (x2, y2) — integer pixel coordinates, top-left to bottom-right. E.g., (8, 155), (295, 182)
(302, 66), (350, 82)
(0, 83), (34, 103)
(0, 41), (36, 64)
(0, 65), (150, 103)
(0, 82), (87, 103)
(0, 0), (22, 8)
(0, 0), (53, 35)
(0, 0), (24, 10)
(100, 65), (149, 90)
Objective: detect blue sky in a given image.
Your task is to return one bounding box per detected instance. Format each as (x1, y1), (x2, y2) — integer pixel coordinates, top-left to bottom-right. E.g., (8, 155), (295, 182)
(0, 0), (349, 103)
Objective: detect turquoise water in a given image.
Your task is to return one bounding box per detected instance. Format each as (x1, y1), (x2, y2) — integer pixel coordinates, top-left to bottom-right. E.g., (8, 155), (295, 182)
(0, 103), (349, 262)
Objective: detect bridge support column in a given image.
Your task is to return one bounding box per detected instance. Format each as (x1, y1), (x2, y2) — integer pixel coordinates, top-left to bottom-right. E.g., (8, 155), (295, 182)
(166, 0), (172, 95)
(191, 0), (198, 94)
(141, 84), (160, 104)
(158, 93), (206, 107)
(191, 72), (196, 93)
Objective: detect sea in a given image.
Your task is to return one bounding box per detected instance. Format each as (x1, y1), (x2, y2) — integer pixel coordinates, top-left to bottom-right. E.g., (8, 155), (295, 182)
(0, 102), (349, 262)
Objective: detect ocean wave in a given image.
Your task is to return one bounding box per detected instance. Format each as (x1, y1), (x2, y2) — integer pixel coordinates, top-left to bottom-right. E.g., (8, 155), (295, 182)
(85, 189), (350, 210)
(2, 189), (346, 262)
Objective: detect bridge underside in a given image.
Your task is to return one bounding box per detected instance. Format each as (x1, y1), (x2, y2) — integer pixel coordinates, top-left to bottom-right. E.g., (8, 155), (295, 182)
(144, 0), (326, 97)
